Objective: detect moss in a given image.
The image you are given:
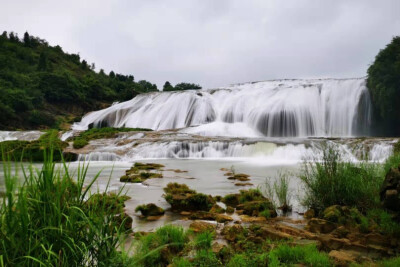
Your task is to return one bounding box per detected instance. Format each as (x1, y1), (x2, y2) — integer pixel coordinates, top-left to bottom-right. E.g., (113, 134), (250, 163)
(163, 183), (215, 212)
(0, 130), (68, 161)
(120, 162), (164, 183)
(72, 127), (152, 148)
(236, 200), (276, 217)
(135, 203), (165, 217)
(222, 194), (240, 207)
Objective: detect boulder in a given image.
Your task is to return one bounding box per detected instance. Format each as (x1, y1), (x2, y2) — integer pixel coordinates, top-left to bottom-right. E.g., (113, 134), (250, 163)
(216, 214), (233, 223)
(380, 166), (400, 212)
(236, 200), (277, 217)
(328, 250), (357, 266)
(307, 218), (337, 234)
(221, 224), (245, 242)
(189, 221), (216, 233)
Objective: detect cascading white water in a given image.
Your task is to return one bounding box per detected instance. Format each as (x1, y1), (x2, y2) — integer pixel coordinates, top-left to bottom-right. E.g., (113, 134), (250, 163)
(73, 78), (371, 138)
(0, 131), (44, 142)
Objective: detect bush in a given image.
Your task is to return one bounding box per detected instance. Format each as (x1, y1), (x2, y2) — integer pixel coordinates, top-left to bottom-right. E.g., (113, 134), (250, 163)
(194, 231), (214, 250)
(268, 244), (331, 267)
(300, 144), (382, 213)
(133, 225), (188, 266)
(73, 138), (88, 149)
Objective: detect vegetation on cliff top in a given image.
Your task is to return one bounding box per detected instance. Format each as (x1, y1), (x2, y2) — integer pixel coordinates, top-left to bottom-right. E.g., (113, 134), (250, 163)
(0, 31), (201, 131)
(367, 36), (400, 135)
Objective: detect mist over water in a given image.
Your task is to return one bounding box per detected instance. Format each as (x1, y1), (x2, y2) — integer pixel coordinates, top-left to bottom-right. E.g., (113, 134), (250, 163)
(74, 78), (371, 138)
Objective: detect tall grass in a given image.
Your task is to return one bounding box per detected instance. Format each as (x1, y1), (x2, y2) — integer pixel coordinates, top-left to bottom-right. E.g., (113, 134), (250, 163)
(300, 144), (382, 213)
(265, 171), (292, 212)
(0, 150), (130, 266)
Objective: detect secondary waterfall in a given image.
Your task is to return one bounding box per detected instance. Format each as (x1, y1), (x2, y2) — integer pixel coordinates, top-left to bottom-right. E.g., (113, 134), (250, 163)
(73, 78), (371, 138)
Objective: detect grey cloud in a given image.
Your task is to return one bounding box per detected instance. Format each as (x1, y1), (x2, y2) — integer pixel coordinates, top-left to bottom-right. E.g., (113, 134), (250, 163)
(1, 0), (399, 88)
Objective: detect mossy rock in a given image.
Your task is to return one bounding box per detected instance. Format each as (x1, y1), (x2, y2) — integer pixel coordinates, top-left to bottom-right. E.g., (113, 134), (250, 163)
(236, 200), (277, 217)
(210, 204), (225, 214)
(163, 183), (215, 212)
(135, 203), (165, 217)
(227, 173), (251, 181)
(163, 182), (196, 195)
(222, 194), (240, 207)
(226, 206), (235, 214)
(322, 205), (364, 226)
(120, 163), (164, 183)
(221, 224), (246, 242)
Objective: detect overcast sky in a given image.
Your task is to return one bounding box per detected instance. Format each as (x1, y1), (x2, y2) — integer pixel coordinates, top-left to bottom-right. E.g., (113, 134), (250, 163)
(1, 0), (399, 89)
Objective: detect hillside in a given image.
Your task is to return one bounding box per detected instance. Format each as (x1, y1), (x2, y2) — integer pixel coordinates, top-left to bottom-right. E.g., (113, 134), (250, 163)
(0, 31), (159, 130)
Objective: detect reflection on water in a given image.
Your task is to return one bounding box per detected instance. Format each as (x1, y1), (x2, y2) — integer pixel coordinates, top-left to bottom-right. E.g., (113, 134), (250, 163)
(0, 159), (301, 231)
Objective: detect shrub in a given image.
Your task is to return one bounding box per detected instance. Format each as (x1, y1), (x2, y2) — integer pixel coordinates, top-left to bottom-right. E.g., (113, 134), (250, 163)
(265, 171), (292, 211)
(268, 244), (331, 267)
(192, 250), (222, 267)
(73, 138), (89, 148)
(194, 231), (214, 250)
(133, 225), (188, 266)
(239, 188), (265, 203)
(300, 144), (382, 213)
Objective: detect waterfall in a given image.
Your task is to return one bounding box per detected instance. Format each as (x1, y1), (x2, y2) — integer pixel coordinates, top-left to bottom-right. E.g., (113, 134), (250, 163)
(0, 131), (44, 142)
(73, 78), (372, 138)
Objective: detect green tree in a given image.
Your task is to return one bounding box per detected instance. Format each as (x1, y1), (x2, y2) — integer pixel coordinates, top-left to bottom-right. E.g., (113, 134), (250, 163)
(23, 31), (31, 46)
(367, 36), (400, 135)
(174, 82), (202, 90)
(37, 52), (48, 71)
(163, 81), (174, 91)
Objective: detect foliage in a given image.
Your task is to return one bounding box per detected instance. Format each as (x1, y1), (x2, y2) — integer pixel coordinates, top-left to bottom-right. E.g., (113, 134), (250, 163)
(133, 225), (188, 267)
(0, 129), (68, 161)
(72, 127), (152, 148)
(194, 231), (214, 250)
(366, 209), (400, 237)
(0, 31), (159, 130)
(300, 144), (382, 213)
(163, 82), (202, 91)
(367, 36), (400, 135)
(268, 244), (331, 267)
(265, 171), (292, 211)
(0, 151), (131, 266)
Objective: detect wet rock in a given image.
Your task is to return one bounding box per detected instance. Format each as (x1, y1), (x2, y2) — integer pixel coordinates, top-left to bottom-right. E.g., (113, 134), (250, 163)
(216, 214), (233, 223)
(135, 203), (165, 217)
(307, 218), (337, 234)
(210, 204), (225, 214)
(226, 206), (234, 214)
(189, 211), (217, 220)
(239, 215), (267, 223)
(222, 193), (240, 207)
(304, 209), (315, 219)
(322, 205), (364, 227)
(255, 225), (294, 241)
(236, 200), (277, 217)
(189, 221), (216, 233)
(221, 224), (245, 242)
(328, 250), (357, 266)
(380, 166), (400, 212)
(146, 215), (163, 221)
(120, 162), (164, 183)
(227, 173), (251, 181)
(234, 182), (253, 186)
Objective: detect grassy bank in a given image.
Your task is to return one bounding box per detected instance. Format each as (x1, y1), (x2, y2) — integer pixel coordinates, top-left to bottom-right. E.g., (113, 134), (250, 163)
(0, 151), (131, 266)
(72, 127), (152, 149)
